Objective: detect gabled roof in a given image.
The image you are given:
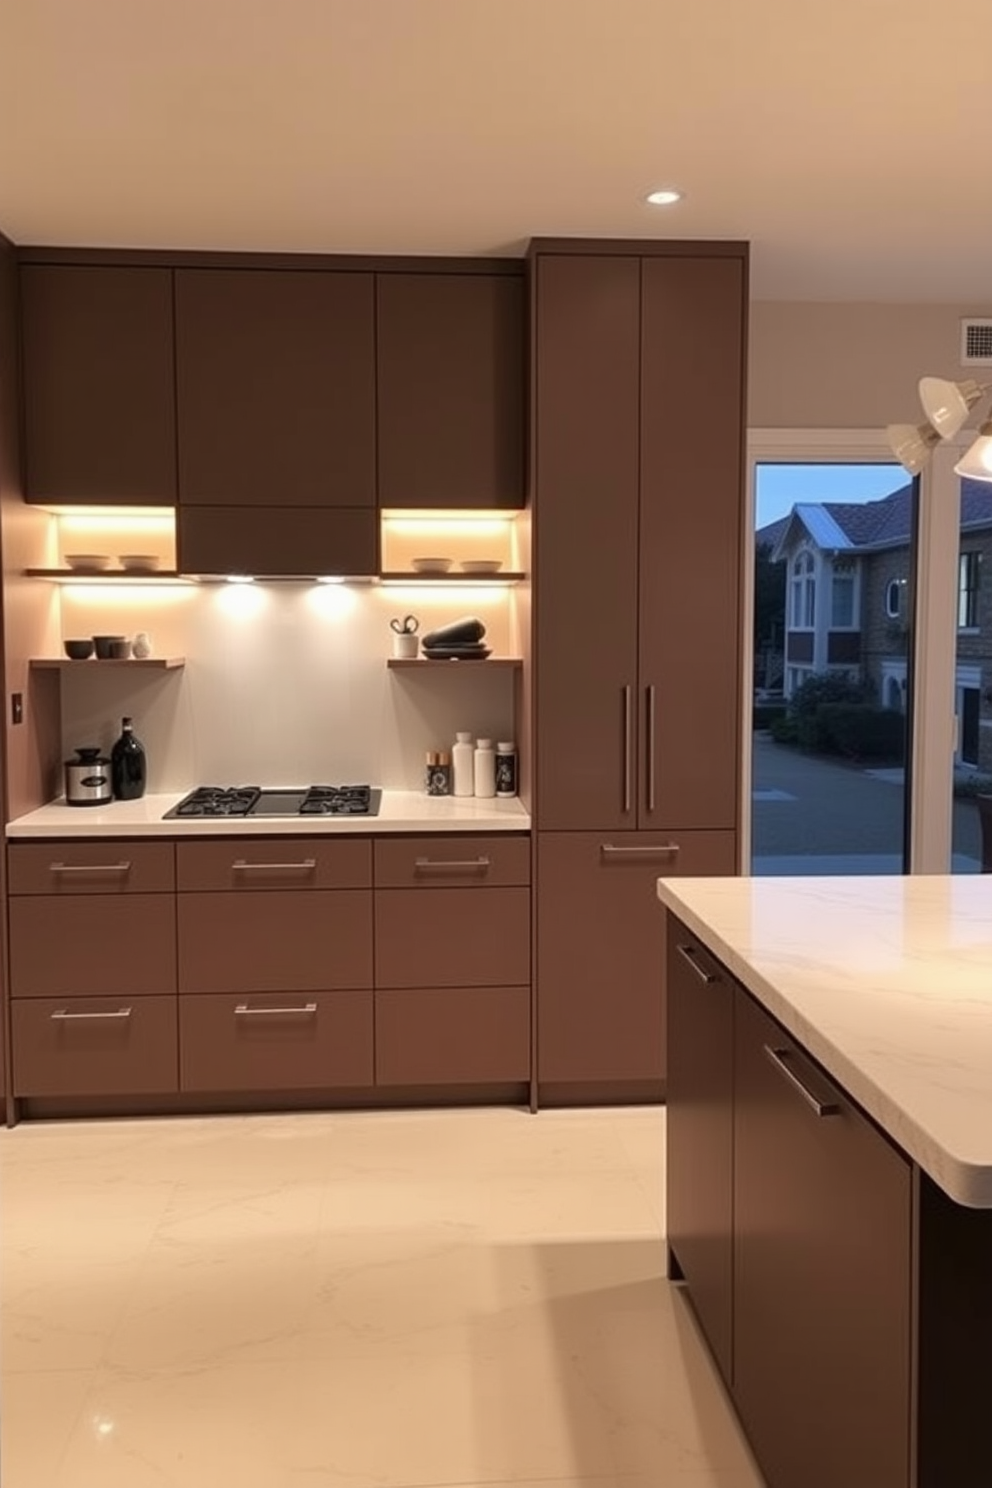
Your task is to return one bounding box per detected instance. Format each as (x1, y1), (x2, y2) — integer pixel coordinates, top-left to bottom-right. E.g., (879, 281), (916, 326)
(758, 478), (992, 560)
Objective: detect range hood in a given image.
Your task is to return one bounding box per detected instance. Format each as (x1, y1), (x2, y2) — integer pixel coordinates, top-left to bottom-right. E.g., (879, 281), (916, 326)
(175, 506), (379, 580)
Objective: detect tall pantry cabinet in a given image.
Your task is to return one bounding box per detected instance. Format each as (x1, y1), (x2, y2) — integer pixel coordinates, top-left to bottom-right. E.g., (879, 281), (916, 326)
(531, 241), (747, 1100)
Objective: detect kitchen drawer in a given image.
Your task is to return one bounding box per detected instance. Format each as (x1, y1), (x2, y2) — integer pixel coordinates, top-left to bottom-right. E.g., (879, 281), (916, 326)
(375, 986), (530, 1086)
(374, 834), (530, 888)
(9, 895), (177, 999)
(178, 889), (373, 993)
(374, 886), (530, 988)
(177, 836), (371, 891)
(179, 989), (373, 1092)
(11, 995), (178, 1097)
(8, 840), (175, 894)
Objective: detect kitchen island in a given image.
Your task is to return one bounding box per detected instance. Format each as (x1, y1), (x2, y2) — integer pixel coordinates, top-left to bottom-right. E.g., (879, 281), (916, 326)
(656, 873), (992, 1488)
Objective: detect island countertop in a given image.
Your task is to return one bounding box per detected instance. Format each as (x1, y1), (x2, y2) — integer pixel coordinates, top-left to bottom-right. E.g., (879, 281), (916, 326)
(657, 874), (992, 1208)
(6, 791), (530, 838)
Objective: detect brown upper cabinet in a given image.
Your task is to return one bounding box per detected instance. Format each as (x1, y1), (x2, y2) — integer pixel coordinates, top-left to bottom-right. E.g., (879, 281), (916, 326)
(19, 265), (177, 504)
(533, 247), (746, 833)
(174, 268), (376, 507)
(375, 271), (525, 509)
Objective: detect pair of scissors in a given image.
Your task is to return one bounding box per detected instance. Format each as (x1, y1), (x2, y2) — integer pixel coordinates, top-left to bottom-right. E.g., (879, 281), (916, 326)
(390, 614), (419, 635)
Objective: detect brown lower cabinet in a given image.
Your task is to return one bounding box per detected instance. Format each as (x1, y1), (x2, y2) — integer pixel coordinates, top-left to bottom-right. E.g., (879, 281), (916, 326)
(179, 990), (373, 1092)
(12, 996), (178, 1097)
(666, 911), (913, 1488)
(9, 894), (177, 999)
(537, 829), (735, 1091)
(375, 986), (530, 1086)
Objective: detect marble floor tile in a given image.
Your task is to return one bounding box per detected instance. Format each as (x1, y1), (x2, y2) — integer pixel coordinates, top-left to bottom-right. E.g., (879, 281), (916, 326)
(1, 1107), (765, 1488)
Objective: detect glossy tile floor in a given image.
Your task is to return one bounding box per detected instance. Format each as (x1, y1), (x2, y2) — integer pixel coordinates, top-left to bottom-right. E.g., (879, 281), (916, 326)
(1, 1106), (765, 1488)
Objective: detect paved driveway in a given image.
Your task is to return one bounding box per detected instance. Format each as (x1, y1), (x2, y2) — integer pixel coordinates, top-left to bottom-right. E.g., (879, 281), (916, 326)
(751, 732), (982, 873)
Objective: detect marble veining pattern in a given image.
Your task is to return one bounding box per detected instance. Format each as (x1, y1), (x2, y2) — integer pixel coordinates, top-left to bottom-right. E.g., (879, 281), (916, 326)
(657, 873), (992, 1207)
(1, 1108), (765, 1488)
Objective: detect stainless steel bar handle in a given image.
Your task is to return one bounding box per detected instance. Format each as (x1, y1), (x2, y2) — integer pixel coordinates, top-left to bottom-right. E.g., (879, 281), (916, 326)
(50, 861), (132, 873)
(675, 941), (719, 984)
(646, 684), (656, 813)
(764, 1044), (841, 1118)
(231, 859), (317, 871)
(50, 1007), (133, 1021)
(234, 1003), (318, 1017)
(622, 685), (632, 813)
(600, 843), (680, 857)
(414, 857), (490, 870)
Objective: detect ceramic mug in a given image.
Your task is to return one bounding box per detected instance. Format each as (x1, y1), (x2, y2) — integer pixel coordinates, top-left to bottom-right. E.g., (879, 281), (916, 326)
(393, 632), (419, 659)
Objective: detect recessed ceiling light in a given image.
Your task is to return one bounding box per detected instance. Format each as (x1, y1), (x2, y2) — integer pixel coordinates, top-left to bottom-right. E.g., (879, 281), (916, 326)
(646, 188), (683, 206)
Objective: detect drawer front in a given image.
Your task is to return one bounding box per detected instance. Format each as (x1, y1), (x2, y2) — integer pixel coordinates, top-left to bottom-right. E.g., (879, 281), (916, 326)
(12, 995), (178, 1096)
(375, 986), (530, 1086)
(374, 835), (530, 889)
(177, 837), (371, 891)
(178, 890), (373, 993)
(9, 896), (177, 999)
(8, 840), (175, 894)
(374, 886), (530, 988)
(179, 990), (373, 1092)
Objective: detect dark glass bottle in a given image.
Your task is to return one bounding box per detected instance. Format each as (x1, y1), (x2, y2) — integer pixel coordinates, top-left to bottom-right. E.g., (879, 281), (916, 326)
(111, 716), (147, 800)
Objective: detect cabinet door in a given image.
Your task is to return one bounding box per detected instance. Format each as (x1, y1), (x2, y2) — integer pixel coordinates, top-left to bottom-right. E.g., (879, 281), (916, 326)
(175, 269), (375, 506)
(665, 921), (734, 1385)
(374, 887), (530, 989)
(534, 254), (641, 831)
(20, 265), (177, 504)
(639, 255), (746, 830)
(376, 273), (524, 509)
(733, 988), (912, 1488)
(176, 505), (377, 578)
(178, 890), (373, 994)
(536, 828), (735, 1089)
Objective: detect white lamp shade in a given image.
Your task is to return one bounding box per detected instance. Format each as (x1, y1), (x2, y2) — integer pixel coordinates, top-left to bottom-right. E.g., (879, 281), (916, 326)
(954, 425), (992, 483)
(887, 422), (940, 475)
(918, 377), (986, 440)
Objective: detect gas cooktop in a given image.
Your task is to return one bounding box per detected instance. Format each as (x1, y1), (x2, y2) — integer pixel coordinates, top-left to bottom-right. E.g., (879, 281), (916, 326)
(164, 785), (382, 819)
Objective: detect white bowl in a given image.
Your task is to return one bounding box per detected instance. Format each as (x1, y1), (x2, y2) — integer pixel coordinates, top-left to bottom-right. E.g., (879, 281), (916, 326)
(459, 559), (503, 575)
(64, 554), (111, 571)
(119, 554), (161, 573)
(411, 557), (453, 574)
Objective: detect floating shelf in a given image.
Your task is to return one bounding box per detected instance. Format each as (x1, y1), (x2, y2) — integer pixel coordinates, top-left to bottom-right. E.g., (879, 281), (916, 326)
(378, 571), (526, 585)
(26, 568), (192, 584)
(387, 658), (522, 670)
(31, 657), (186, 670)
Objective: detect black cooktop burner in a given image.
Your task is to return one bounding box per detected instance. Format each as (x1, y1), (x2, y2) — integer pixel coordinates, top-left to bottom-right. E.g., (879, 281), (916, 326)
(169, 786), (261, 818)
(164, 784), (381, 819)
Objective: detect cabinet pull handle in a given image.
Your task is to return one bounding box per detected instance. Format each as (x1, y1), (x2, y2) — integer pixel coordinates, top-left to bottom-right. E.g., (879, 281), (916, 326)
(50, 861), (132, 874)
(622, 685), (632, 813)
(600, 843), (680, 858)
(234, 1003), (318, 1017)
(231, 859), (317, 872)
(645, 685), (656, 813)
(50, 1007), (133, 1021)
(675, 941), (719, 984)
(764, 1044), (841, 1118)
(414, 856), (491, 871)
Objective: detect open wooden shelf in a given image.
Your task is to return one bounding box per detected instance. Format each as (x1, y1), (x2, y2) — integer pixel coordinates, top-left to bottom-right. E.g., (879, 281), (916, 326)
(26, 568), (191, 584)
(387, 657), (522, 670)
(31, 657), (186, 670)
(379, 571), (526, 584)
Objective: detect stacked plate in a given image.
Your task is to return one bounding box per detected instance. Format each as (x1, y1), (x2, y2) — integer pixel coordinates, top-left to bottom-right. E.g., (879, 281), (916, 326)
(421, 616), (490, 661)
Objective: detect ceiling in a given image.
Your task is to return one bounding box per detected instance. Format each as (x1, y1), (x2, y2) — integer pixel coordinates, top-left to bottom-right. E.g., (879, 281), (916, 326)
(1, 0), (990, 302)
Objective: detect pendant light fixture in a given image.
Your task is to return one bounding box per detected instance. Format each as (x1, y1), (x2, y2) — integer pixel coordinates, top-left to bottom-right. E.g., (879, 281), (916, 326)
(887, 377), (992, 483)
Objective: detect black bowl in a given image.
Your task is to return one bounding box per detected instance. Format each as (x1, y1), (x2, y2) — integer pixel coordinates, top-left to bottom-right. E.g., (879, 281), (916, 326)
(93, 634), (126, 660)
(63, 639), (95, 661)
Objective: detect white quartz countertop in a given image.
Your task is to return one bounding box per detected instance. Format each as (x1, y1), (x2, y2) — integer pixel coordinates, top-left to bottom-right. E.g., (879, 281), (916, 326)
(657, 874), (992, 1208)
(6, 792), (530, 838)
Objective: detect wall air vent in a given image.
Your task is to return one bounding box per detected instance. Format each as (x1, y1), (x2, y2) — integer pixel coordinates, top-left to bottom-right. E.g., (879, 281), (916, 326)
(961, 318), (992, 365)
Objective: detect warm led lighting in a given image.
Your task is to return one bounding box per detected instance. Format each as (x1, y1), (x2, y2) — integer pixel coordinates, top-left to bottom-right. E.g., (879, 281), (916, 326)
(59, 582), (194, 600)
(214, 581), (267, 617)
(57, 513), (175, 536)
(646, 187), (683, 206)
(381, 517), (513, 538)
(42, 505), (174, 520)
(377, 585), (509, 607)
(315, 575), (346, 584)
(224, 575), (255, 584)
(305, 583), (358, 618)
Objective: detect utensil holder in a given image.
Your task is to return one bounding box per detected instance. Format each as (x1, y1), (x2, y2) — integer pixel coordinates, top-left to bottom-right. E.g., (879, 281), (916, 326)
(393, 633), (419, 659)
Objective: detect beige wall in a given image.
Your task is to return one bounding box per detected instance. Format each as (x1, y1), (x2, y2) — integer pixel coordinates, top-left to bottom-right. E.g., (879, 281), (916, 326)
(748, 301), (991, 429)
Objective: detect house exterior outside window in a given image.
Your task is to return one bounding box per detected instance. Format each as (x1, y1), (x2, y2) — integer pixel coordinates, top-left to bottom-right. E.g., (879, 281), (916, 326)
(791, 550), (815, 629)
(959, 551), (981, 631)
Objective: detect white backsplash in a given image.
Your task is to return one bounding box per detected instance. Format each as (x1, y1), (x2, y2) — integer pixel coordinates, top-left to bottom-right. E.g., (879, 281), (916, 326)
(57, 583), (519, 792)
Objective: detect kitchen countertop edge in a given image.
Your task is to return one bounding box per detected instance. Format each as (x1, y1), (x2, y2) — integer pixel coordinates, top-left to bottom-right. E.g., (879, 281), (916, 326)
(6, 792), (531, 837)
(658, 873), (992, 1210)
